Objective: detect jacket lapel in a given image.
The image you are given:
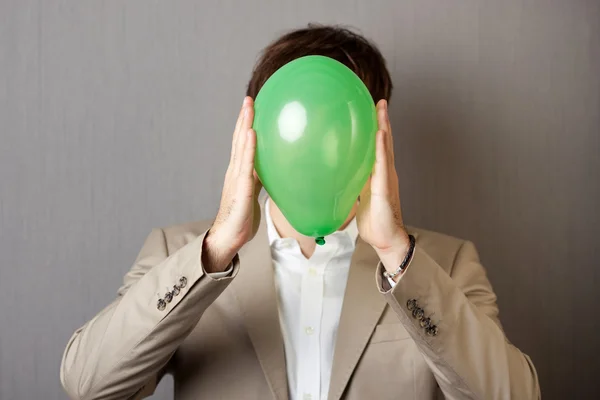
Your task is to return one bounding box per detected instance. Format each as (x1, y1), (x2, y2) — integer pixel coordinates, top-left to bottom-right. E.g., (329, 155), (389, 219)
(231, 205), (289, 400)
(327, 238), (388, 400)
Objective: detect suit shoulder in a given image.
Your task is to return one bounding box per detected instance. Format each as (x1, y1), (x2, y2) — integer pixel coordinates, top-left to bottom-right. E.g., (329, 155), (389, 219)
(159, 219), (213, 254)
(406, 226), (470, 272)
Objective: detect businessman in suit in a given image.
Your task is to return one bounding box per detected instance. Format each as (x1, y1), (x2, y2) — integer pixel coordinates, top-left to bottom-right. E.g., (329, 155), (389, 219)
(60, 25), (540, 400)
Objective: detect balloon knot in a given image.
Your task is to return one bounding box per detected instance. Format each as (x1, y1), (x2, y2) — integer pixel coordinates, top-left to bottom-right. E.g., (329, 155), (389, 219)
(315, 237), (326, 245)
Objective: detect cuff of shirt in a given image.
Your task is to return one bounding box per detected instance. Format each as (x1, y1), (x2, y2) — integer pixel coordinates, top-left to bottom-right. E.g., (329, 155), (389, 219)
(205, 263), (234, 279)
(380, 256), (413, 291)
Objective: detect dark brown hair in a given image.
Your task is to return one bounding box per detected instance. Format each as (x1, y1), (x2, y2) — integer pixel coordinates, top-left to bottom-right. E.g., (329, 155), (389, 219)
(246, 24), (393, 103)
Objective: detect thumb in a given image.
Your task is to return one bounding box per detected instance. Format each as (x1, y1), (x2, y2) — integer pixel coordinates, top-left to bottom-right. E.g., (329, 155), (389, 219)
(253, 170), (263, 196)
(359, 176), (372, 205)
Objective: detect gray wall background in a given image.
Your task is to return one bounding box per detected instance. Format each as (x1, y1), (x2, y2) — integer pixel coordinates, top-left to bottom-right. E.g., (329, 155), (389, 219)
(1, 0), (599, 399)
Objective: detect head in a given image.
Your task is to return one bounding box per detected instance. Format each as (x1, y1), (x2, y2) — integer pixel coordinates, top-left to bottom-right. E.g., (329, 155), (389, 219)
(246, 24), (393, 104)
(247, 24), (393, 237)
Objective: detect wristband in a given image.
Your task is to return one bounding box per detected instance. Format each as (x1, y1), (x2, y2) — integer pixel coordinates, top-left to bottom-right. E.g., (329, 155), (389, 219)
(382, 234), (416, 280)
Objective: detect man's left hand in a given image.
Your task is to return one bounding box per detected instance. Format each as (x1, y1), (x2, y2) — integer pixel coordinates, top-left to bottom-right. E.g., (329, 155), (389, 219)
(356, 99), (411, 282)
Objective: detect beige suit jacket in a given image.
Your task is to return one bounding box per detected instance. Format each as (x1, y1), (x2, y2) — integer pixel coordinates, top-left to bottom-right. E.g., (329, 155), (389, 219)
(60, 205), (540, 400)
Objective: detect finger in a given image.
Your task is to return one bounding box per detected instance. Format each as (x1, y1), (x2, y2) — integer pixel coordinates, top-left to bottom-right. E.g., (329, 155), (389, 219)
(371, 130), (390, 195)
(234, 97), (252, 136)
(230, 97), (252, 164)
(241, 97), (254, 133)
(239, 129), (257, 177)
(233, 123), (248, 172)
(233, 98), (254, 167)
(377, 100), (395, 166)
(376, 100), (390, 133)
(374, 130), (388, 174)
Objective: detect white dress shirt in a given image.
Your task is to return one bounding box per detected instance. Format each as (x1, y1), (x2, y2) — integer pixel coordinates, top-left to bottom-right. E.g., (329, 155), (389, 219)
(266, 199), (358, 400)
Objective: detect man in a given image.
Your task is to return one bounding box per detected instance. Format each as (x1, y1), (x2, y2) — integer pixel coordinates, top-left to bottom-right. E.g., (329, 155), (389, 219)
(60, 25), (540, 400)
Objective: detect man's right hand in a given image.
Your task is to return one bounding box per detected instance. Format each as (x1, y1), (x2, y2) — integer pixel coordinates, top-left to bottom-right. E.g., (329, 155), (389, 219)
(202, 97), (262, 273)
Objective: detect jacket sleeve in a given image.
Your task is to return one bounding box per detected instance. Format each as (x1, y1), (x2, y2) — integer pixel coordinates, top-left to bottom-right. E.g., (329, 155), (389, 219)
(60, 228), (239, 400)
(377, 240), (540, 399)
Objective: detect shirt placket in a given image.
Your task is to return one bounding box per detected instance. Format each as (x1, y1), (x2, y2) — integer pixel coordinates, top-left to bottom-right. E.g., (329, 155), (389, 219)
(297, 257), (325, 400)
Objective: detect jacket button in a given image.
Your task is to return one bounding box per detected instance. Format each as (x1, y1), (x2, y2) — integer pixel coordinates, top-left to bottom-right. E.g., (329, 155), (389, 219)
(164, 291), (173, 303)
(426, 325), (439, 336)
(412, 307), (424, 320)
(157, 299), (166, 311)
(420, 317), (431, 329)
(172, 285), (181, 296)
(407, 299), (417, 311)
(179, 276), (188, 288)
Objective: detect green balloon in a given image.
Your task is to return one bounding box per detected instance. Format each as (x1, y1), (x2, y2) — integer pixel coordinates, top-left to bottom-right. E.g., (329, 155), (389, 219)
(253, 55), (377, 238)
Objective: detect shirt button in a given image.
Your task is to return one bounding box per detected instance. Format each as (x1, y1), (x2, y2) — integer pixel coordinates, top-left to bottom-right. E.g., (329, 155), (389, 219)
(308, 268), (317, 276)
(303, 394), (312, 400)
(304, 326), (315, 335)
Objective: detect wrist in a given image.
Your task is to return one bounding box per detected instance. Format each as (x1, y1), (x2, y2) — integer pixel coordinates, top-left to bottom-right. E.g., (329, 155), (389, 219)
(201, 228), (238, 273)
(375, 231), (411, 274)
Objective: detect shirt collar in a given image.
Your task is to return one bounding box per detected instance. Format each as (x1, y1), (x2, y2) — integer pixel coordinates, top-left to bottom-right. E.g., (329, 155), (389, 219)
(265, 197), (359, 248)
